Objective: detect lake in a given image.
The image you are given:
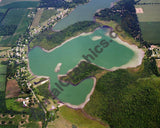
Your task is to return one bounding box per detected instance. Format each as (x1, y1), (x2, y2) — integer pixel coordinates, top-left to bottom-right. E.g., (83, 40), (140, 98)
(28, 28), (135, 105)
(53, 0), (117, 31)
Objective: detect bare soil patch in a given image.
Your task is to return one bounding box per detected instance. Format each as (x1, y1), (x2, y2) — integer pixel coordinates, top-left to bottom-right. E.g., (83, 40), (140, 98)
(136, 8), (144, 13)
(5, 80), (21, 98)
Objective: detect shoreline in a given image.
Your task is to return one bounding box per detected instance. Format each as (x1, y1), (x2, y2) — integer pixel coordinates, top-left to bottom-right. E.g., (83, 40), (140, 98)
(62, 77), (97, 109)
(41, 31), (94, 53)
(110, 36), (144, 71)
(28, 27), (145, 109)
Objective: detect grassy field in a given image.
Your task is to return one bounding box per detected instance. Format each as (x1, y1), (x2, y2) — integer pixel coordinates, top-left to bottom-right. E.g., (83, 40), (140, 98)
(31, 8), (44, 28)
(137, 0), (160, 3)
(1, 8), (28, 25)
(47, 106), (107, 128)
(39, 9), (57, 24)
(136, 5), (160, 22)
(140, 22), (160, 44)
(6, 98), (26, 112)
(0, 0), (39, 7)
(0, 9), (32, 46)
(0, 63), (7, 92)
(135, 4), (160, 44)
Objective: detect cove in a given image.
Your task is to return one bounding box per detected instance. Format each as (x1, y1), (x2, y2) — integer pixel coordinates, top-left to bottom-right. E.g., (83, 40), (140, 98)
(28, 28), (135, 105)
(53, 0), (117, 31)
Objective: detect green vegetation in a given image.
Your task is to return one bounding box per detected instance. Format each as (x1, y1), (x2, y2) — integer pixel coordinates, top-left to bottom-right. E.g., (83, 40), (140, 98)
(40, 0), (89, 8)
(0, 0), (39, 7)
(6, 98), (26, 112)
(39, 9), (57, 24)
(36, 82), (51, 99)
(136, 5), (160, 22)
(0, 9), (32, 46)
(135, 4), (160, 45)
(84, 57), (160, 128)
(30, 21), (100, 50)
(139, 22), (160, 45)
(95, 0), (141, 40)
(0, 8), (28, 36)
(60, 61), (103, 85)
(1, 8), (27, 26)
(59, 106), (107, 128)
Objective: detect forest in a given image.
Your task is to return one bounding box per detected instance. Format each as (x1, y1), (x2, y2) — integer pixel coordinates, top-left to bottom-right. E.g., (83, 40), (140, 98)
(39, 0), (89, 8)
(84, 57), (160, 128)
(30, 21), (100, 50)
(95, 0), (142, 43)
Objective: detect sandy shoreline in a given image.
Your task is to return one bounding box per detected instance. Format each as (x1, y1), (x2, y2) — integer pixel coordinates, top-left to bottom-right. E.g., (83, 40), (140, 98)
(110, 36), (144, 71)
(41, 32), (93, 53)
(62, 77), (97, 109)
(28, 28), (144, 109)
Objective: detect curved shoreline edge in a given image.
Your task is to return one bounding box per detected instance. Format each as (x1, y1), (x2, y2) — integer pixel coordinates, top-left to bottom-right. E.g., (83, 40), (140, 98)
(62, 77), (97, 109)
(27, 27), (145, 109)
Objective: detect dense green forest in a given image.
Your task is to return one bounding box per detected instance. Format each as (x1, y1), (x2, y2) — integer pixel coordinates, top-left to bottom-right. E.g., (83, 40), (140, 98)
(0, 25), (17, 36)
(95, 0), (144, 45)
(30, 21), (100, 50)
(39, 0), (89, 8)
(83, 57), (160, 128)
(58, 55), (160, 128)
(60, 61), (103, 85)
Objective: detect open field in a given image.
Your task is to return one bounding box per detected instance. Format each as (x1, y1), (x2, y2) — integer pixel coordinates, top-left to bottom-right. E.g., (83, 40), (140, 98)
(136, 5), (160, 22)
(31, 8), (44, 28)
(1, 8), (28, 25)
(0, 75), (6, 91)
(0, 9), (32, 46)
(5, 80), (21, 98)
(135, 4), (160, 44)
(0, 63), (7, 92)
(0, 64), (7, 75)
(47, 106), (107, 128)
(0, 0), (39, 7)
(139, 22), (160, 44)
(137, 0), (160, 3)
(39, 9), (57, 24)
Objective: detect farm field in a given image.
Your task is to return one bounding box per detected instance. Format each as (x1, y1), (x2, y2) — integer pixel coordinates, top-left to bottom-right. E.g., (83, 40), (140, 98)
(137, 0), (160, 3)
(0, 9), (32, 46)
(135, 4), (160, 44)
(1, 8), (28, 26)
(5, 80), (21, 98)
(0, 0), (40, 7)
(139, 22), (160, 44)
(136, 5), (160, 22)
(0, 63), (7, 91)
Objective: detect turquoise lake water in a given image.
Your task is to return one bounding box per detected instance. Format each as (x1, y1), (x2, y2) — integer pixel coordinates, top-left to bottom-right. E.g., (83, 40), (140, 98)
(28, 28), (135, 105)
(53, 0), (117, 30)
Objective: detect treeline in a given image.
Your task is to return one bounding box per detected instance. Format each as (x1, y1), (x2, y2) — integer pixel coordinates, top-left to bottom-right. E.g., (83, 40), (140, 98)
(39, 0), (89, 8)
(95, 0), (142, 44)
(30, 21), (100, 50)
(136, 3), (160, 5)
(84, 58), (160, 128)
(60, 61), (103, 85)
(0, 25), (17, 36)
